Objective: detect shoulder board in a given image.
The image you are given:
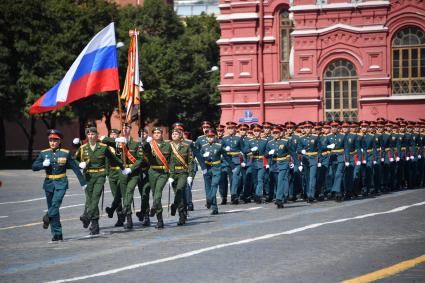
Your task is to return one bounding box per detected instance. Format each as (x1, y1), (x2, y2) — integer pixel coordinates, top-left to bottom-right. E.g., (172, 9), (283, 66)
(180, 142), (189, 147)
(59, 148), (70, 153)
(311, 134), (318, 137)
(184, 139), (193, 143)
(41, 148), (51, 152)
(202, 143), (210, 147)
(98, 143), (107, 147)
(215, 143), (222, 146)
(164, 140), (171, 142)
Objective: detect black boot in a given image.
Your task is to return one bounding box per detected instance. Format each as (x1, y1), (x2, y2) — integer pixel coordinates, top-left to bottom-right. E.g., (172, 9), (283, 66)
(231, 194), (239, 205)
(135, 211), (143, 221)
(89, 219), (99, 235)
(51, 234), (63, 242)
(115, 211), (125, 227)
(177, 211), (186, 226)
(42, 213), (50, 229)
(124, 214), (133, 230)
(80, 213), (90, 229)
(142, 215), (150, 227)
(254, 195), (263, 204)
(220, 198), (227, 205)
(187, 203), (194, 211)
(170, 203), (177, 216)
(206, 199), (212, 209)
(156, 214), (164, 229)
(105, 207), (114, 218)
(149, 207), (156, 217)
(275, 200), (284, 209)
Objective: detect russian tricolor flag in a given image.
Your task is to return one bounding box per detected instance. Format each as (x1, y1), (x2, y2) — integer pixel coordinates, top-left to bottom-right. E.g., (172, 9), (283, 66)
(29, 23), (120, 114)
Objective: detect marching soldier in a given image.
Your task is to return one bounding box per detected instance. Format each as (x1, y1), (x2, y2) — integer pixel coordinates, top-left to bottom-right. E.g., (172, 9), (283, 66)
(328, 121), (345, 201)
(32, 129), (87, 241)
(285, 122), (299, 201)
(237, 124), (250, 202)
(342, 121), (359, 199)
(75, 127), (124, 235)
(359, 121), (376, 196)
(317, 123), (332, 200)
(216, 124), (229, 204)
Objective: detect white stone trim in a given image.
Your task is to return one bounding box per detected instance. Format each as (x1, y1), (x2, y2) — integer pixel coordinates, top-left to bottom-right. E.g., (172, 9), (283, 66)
(219, 83), (260, 87)
(358, 77), (390, 81)
(263, 36), (276, 42)
(291, 24), (388, 36)
(289, 1), (390, 11)
(217, 12), (259, 21)
(360, 95), (425, 101)
(217, 36), (275, 44)
(264, 82), (290, 85)
(219, 1), (259, 8)
(218, 102), (260, 106)
(265, 99), (321, 104)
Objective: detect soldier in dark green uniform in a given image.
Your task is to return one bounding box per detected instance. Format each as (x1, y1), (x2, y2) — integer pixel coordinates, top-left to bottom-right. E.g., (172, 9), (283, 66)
(75, 127), (124, 235)
(136, 128), (152, 226)
(32, 129), (86, 241)
(145, 127), (171, 229)
(169, 128), (195, 225)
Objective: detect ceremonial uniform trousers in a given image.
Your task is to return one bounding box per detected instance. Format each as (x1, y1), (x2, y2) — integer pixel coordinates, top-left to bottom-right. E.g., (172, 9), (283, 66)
(381, 133), (393, 191)
(244, 138), (268, 199)
(138, 167), (151, 216)
(317, 150), (331, 197)
(76, 142), (123, 220)
(266, 139), (291, 202)
(221, 135), (244, 202)
(32, 148), (86, 237)
(242, 153), (254, 201)
(200, 142), (224, 212)
(182, 138), (196, 209)
(344, 134), (360, 196)
(360, 134), (376, 195)
(410, 133), (420, 188)
(107, 166), (122, 214)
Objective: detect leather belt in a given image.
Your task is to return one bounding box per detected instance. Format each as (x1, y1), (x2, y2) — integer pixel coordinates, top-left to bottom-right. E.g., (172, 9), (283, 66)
(273, 156), (289, 161)
(226, 151), (240, 155)
(150, 165), (166, 170)
(332, 149), (344, 153)
(206, 160), (221, 165)
(86, 168), (105, 173)
(110, 166), (121, 170)
(174, 166), (186, 170)
(46, 173), (66, 179)
(252, 155), (264, 159)
(305, 151), (318, 156)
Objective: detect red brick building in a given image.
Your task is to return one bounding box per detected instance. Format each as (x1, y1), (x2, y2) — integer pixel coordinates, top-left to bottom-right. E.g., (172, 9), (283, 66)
(217, 0), (425, 124)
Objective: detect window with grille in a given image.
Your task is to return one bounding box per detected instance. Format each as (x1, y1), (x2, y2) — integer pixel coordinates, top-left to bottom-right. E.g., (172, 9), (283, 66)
(280, 11), (293, 81)
(324, 59), (358, 122)
(392, 26), (425, 95)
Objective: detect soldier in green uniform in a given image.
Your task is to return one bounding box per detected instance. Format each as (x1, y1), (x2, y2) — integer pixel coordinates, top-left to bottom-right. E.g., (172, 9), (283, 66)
(169, 128), (195, 225)
(104, 128), (125, 227)
(32, 129), (87, 241)
(75, 127), (124, 235)
(145, 127), (171, 229)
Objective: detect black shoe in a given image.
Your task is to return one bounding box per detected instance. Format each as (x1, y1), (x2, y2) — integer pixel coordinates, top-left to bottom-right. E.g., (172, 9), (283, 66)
(124, 214), (133, 230)
(80, 214), (90, 229)
(42, 213), (50, 229)
(149, 207), (156, 217)
(307, 197), (315, 203)
(206, 199), (212, 209)
(265, 197), (274, 203)
(170, 204), (177, 216)
(254, 196), (263, 204)
(275, 200), (284, 209)
(335, 194), (343, 202)
(220, 198), (227, 205)
(187, 204), (194, 211)
(211, 210), (218, 215)
(155, 214), (164, 229)
(142, 215), (150, 227)
(105, 207), (114, 218)
(51, 234), (63, 242)
(177, 212), (186, 226)
(289, 196), (297, 202)
(89, 219), (99, 235)
(231, 194), (239, 205)
(135, 211), (143, 222)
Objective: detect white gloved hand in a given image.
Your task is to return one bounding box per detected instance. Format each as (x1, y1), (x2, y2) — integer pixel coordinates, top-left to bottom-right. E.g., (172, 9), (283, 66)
(406, 157), (410, 161)
(373, 161), (377, 165)
(122, 168), (132, 175)
(396, 157), (400, 162)
(79, 162), (86, 169)
(142, 173), (146, 179)
(418, 155), (422, 159)
(410, 156), (414, 160)
(202, 169), (208, 174)
(345, 162), (350, 167)
(224, 146), (231, 151)
(301, 149), (306, 155)
(115, 137), (127, 143)
(187, 177), (193, 185)
(317, 162), (322, 168)
(390, 158), (394, 162)
(99, 136), (106, 142)
(289, 163), (294, 169)
(268, 149), (275, 155)
(73, 138), (80, 145)
(356, 161), (361, 166)
(168, 178), (174, 185)
(327, 143), (335, 149)
(203, 152), (210, 158)
(81, 184), (87, 191)
(251, 146), (258, 152)
(265, 164), (270, 169)
(362, 160), (367, 164)
(146, 136), (153, 143)
(241, 162), (246, 168)
(298, 165), (303, 172)
(381, 158), (385, 162)
(43, 158), (50, 167)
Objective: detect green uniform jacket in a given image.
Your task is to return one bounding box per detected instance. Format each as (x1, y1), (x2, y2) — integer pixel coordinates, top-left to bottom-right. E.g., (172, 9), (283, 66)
(169, 140), (195, 177)
(145, 140), (171, 170)
(101, 137), (145, 174)
(75, 142), (123, 173)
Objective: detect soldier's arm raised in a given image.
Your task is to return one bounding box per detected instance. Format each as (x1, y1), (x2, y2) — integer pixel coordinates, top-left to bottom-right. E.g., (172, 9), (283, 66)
(105, 146), (124, 169)
(32, 152), (45, 171)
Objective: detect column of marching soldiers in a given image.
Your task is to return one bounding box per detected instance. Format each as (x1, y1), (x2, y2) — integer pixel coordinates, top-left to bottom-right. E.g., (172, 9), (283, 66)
(32, 117), (425, 241)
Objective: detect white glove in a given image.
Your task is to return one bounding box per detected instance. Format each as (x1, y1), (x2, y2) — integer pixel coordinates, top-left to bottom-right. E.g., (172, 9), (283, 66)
(301, 149), (306, 154)
(289, 163), (294, 169)
(42, 158), (50, 167)
(345, 162), (350, 167)
(317, 162), (322, 168)
(327, 143), (335, 149)
(142, 173), (146, 179)
(73, 138), (80, 145)
(418, 155), (422, 159)
(224, 146), (231, 151)
(99, 136), (105, 142)
(81, 184), (87, 191)
(203, 152), (210, 158)
(380, 158), (384, 162)
(298, 166), (303, 172)
(390, 158), (394, 162)
(202, 169), (208, 174)
(187, 177), (193, 184)
(115, 137), (127, 143)
(362, 160), (367, 164)
(265, 164), (270, 169)
(122, 168), (132, 175)
(146, 136), (152, 143)
(268, 149), (275, 155)
(406, 157), (410, 161)
(356, 161), (361, 166)
(241, 162), (246, 168)
(410, 156), (414, 160)
(168, 178), (174, 185)
(251, 146), (258, 152)
(396, 157), (400, 162)
(79, 162), (86, 169)
(373, 161), (377, 165)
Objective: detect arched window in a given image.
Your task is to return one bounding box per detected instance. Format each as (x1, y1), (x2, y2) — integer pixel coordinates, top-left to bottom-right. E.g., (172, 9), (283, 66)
(280, 11), (293, 81)
(392, 26), (425, 95)
(324, 59), (358, 121)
